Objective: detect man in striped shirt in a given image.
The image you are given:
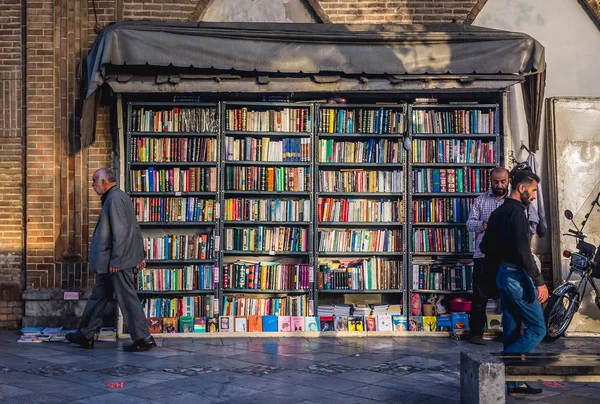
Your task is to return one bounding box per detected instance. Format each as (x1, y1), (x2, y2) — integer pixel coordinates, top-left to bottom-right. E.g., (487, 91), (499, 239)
(466, 166), (509, 345)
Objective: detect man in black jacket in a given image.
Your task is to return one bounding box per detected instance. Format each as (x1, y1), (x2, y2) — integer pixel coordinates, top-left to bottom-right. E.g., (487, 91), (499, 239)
(480, 169), (548, 397)
(66, 168), (156, 352)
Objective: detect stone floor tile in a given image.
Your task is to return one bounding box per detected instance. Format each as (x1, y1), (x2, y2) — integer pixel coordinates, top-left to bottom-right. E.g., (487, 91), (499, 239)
(331, 369), (395, 384)
(73, 392), (159, 404)
(0, 392), (67, 404)
(298, 363), (355, 376)
(155, 391), (227, 404)
(120, 384), (187, 400)
(344, 384), (407, 402)
(0, 384), (35, 398)
(97, 364), (151, 377)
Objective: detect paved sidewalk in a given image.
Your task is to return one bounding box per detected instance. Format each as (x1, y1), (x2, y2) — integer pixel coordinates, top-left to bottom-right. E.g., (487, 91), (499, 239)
(1, 331), (600, 403)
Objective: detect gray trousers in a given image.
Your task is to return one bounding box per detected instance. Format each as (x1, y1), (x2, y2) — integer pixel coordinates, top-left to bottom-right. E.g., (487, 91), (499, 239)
(80, 267), (150, 341)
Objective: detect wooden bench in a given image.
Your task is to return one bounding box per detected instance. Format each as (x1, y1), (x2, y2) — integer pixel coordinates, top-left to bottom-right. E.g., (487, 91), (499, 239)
(460, 351), (600, 404)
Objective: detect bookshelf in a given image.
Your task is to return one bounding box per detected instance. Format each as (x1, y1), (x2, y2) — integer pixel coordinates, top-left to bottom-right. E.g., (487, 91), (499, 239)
(219, 102), (315, 319)
(314, 103), (408, 318)
(407, 102), (501, 329)
(119, 97), (503, 337)
(125, 101), (221, 332)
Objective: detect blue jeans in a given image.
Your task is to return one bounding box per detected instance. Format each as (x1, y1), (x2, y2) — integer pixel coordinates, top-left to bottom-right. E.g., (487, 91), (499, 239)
(496, 263), (546, 388)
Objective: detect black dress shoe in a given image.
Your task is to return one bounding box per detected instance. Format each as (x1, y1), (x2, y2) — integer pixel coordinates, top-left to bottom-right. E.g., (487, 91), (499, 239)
(123, 336), (157, 352)
(65, 331), (94, 349)
(508, 383), (543, 396)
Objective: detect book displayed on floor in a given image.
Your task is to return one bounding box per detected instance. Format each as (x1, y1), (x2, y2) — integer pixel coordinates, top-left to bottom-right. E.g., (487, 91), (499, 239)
(120, 97), (502, 337)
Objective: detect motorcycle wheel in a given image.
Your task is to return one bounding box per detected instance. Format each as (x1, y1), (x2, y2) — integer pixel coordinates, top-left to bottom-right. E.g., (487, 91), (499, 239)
(544, 288), (578, 342)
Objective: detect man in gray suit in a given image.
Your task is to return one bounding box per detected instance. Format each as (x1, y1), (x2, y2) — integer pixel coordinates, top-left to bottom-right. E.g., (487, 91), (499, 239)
(66, 168), (156, 351)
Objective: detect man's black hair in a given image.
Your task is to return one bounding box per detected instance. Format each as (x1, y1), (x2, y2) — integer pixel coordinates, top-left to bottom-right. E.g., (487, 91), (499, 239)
(510, 169), (540, 190)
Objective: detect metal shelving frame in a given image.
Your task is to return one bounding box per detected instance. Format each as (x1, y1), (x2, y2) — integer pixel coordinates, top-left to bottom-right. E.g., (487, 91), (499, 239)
(219, 101), (316, 317)
(313, 102), (409, 316)
(125, 101), (221, 330)
(406, 100), (503, 326)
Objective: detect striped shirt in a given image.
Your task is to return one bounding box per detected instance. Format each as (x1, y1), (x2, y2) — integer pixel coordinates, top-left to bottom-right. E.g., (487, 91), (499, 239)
(467, 190), (506, 258)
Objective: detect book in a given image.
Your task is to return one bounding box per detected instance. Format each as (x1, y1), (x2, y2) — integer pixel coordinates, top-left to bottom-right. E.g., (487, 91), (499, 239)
(179, 316), (194, 333)
(21, 327), (44, 336)
(305, 316), (319, 332)
(409, 316), (424, 332)
(291, 316), (305, 332)
(365, 315), (377, 331)
(262, 315), (278, 332)
(348, 316), (364, 332)
(451, 312), (470, 333)
(391, 315), (408, 331)
(423, 316), (437, 332)
(320, 316), (335, 332)
(194, 317), (206, 333)
(97, 327), (117, 341)
(334, 316), (349, 331)
(278, 316), (292, 332)
(163, 317), (178, 333)
(437, 315), (452, 331)
(41, 327), (63, 336)
(207, 317), (219, 332)
(486, 314), (502, 332)
(147, 317), (163, 334)
(377, 314), (392, 331)
(248, 315), (263, 332)
(234, 316), (247, 332)
(220, 316), (233, 332)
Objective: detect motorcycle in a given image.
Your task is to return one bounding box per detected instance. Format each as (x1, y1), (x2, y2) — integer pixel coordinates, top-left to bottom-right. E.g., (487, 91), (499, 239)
(544, 191), (600, 341)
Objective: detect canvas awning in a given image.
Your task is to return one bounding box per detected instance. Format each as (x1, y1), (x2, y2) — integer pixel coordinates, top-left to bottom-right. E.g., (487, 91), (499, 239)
(80, 21), (546, 148)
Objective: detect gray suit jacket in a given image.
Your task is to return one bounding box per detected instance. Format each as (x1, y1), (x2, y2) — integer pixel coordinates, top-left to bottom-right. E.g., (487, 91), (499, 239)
(89, 186), (144, 274)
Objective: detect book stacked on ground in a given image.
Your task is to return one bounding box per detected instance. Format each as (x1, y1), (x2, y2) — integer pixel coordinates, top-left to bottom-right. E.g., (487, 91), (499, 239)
(97, 327), (117, 342)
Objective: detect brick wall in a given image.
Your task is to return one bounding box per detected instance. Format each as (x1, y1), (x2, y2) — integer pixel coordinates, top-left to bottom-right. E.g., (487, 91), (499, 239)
(0, 0), (24, 329)
(317, 0), (479, 23)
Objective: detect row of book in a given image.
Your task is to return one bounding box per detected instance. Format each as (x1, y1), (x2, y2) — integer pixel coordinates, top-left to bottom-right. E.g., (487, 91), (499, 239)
(412, 263), (473, 291)
(224, 227), (309, 252)
(318, 229), (403, 253)
(222, 263), (311, 290)
(132, 107), (217, 133)
(224, 198), (310, 222)
(317, 197), (404, 223)
(132, 197), (216, 223)
(318, 169), (403, 193)
(318, 258), (402, 290)
(143, 234), (214, 260)
(318, 139), (404, 164)
(412, 139), (495, 164)
(136, 265), (216, 291)
(225, 107), (311, 133)
(412, 198), (474, 223)
(412, 228), (473, 253)
(130, 167), (218, 193)
(318, 108), (405, 134)
(225, 136), (311, 162)
(130, 137), (217, 163)
(143, 313), (471, 334)
(225, 166), (310, 192)
(411, 109), (497, 134)
(141, 295), (215, 318)
(412, 167), (491, 193)
(222, 295), (309, 316)
(318, 303), (402, 317)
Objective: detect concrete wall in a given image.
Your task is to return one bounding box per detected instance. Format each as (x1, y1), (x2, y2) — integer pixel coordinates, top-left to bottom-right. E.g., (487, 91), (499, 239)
(475, 0), (600, 254)
(476, 0), (600, 333)
(203, 0), (318, 22)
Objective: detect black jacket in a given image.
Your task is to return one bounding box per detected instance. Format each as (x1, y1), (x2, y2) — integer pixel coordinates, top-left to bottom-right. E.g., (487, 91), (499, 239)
(480, 197), (545, 286)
